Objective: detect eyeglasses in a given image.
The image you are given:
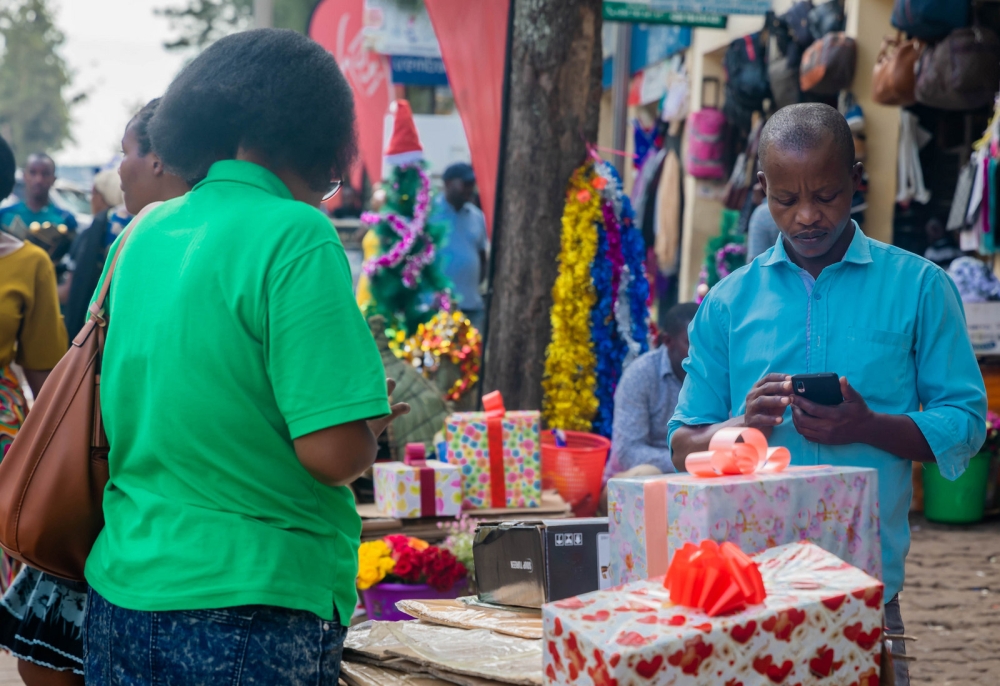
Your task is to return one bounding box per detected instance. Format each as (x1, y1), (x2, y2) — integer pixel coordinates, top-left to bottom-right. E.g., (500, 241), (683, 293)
(323, 179), (343, 201)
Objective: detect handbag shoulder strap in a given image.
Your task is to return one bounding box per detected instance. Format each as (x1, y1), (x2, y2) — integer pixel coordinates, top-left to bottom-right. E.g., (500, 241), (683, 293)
(84, 201), (162, 328)
(79, 202), (163, 345)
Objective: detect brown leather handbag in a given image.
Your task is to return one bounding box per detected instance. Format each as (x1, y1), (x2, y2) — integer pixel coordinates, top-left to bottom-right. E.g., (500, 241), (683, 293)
(915, 26), (1000, 111)
(0, 203), (157, 581)
(872, 33), (924, 107)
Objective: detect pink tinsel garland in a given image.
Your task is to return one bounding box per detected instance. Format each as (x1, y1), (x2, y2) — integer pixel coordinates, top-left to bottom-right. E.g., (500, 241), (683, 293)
(361, 165), (434, 288)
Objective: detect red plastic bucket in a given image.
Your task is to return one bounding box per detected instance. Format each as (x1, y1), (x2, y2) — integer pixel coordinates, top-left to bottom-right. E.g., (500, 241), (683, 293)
(541, 430), (611, 517)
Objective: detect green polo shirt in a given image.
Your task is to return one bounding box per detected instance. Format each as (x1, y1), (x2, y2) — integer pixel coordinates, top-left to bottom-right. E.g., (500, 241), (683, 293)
(85, 160), (389, 622)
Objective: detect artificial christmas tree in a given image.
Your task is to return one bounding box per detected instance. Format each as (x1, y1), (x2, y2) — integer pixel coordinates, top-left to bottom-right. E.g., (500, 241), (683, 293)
(362, 100), (451, 335)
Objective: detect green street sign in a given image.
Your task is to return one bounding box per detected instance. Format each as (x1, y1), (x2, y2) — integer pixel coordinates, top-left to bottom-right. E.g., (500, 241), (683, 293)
(603, 2), (728, 28)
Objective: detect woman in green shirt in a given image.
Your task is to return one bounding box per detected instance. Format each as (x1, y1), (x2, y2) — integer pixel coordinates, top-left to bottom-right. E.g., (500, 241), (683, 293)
(84, 29), (407, 686)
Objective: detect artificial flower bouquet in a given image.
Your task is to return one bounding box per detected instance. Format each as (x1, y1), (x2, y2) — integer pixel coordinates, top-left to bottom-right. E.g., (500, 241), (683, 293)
(357, 535), (467, 592)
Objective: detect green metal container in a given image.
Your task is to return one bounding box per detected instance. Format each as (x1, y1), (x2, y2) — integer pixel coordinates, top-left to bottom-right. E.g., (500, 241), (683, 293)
(922, 453), (991, 524)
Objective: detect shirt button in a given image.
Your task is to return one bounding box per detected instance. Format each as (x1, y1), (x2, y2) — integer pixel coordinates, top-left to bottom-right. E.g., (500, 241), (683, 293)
(813, 292), (822, 300)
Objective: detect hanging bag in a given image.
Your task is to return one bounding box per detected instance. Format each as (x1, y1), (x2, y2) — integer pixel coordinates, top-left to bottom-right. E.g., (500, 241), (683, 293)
(800, 32), (857, 95)
(687, 78), (727, 180)
(914, 26), (1000, 112)
(892, 0), (970, 40)
(872, 33), (924, 107)
(0, 203), (159, 581)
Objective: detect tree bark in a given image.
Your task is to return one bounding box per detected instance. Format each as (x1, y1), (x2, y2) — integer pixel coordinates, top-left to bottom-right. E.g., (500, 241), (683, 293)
(483, 0), (603, 411)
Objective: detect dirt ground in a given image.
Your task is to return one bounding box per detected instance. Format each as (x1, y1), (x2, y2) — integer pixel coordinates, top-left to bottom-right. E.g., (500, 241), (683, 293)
(0, 513), (993, 685)
(899, 513), (1000, 685)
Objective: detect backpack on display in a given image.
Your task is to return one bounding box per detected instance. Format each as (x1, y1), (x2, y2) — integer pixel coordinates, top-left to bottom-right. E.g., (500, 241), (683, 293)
(686, 78), (727, 180)
(722, 32), (771, 131)
(808, 0), (846, 40)
(892, 0), (970, 39)
(776, 1), (815, 66)
(800, 32), (857, 95)
(914, 26), (1000, 111)
(872, 32), (925, 107)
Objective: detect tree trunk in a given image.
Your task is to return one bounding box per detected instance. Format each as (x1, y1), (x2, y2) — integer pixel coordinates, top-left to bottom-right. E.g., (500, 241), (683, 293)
(483, 0), (603, 411)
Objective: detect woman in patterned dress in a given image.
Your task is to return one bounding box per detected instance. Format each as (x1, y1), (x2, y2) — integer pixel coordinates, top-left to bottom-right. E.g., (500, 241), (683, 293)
(0, 101), (188, 686)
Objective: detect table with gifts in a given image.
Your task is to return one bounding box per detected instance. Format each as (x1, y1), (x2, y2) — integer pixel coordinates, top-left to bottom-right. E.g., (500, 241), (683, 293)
(359, 410), (892, 685)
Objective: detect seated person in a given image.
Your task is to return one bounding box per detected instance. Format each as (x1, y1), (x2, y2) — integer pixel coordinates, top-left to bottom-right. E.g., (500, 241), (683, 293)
(603, 302), (698, 482)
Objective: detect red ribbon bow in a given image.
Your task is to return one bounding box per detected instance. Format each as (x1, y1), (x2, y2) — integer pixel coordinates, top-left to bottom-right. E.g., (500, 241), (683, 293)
(404, 443), (436, 518)
(684, 427), (791, 478)
(665, 540), (767, 617)
(482, 391), (507, 508)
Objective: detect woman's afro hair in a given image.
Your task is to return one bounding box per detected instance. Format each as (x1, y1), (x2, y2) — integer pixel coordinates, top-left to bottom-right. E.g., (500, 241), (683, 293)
(148, 29), (358, 189)
(129, 98), (160, 157)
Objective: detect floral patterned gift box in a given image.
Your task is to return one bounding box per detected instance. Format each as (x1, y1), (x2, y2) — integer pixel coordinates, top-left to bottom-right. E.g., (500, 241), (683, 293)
(543, 542), (885, 686)
(373, 444), (463, 519)
(607, 429), (880, 587)
(444, 391), (542, 509)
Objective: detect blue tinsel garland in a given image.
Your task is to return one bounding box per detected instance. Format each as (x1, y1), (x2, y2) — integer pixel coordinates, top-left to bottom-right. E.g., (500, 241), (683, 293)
(589, 222), (627, 440)
(620, 196), (650, 357)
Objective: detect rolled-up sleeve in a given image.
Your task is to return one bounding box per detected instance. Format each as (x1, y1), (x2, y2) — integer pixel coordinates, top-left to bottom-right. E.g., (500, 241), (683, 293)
(667, 295), (732, 449)
(906, 269), (987, 480)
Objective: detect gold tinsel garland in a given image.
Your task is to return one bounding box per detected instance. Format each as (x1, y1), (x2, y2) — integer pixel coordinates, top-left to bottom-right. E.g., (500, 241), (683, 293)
(542, 162), (600, 430)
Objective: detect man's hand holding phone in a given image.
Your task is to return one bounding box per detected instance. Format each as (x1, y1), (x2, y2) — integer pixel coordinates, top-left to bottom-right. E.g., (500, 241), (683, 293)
(791, 376), (875, 445)
(743, 373), (793, 435)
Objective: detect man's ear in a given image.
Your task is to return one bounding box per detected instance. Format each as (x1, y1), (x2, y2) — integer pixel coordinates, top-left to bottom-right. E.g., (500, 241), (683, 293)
(851, 162), (864, 192)
(757, 170), (767, 197)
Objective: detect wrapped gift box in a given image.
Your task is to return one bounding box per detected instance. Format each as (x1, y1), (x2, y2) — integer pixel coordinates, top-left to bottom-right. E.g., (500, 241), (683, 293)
(543, 542), (884, 685)
(373, 445), (462, 519)
(444, 392), (541, 509)
(607, 466), (880, 586)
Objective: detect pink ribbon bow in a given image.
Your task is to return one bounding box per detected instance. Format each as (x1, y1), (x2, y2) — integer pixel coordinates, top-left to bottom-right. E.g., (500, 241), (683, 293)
(685, 427), (791, 478)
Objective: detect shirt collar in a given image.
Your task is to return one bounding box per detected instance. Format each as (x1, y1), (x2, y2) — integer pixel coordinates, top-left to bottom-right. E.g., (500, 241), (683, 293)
(194, 160), (294, 200)
(658, 346), (676, 380)
(762, 221), (872, 268)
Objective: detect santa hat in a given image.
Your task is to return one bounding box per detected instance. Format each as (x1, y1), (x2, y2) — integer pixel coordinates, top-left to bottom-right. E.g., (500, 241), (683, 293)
(384, 100), (423, 168)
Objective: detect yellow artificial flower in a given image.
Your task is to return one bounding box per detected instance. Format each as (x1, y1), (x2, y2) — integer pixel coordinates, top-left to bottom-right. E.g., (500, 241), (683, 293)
(356, 540), (395, 589)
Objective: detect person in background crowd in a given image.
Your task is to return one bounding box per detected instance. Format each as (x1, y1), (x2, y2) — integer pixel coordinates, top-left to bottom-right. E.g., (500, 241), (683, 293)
(331, 184), (362, 219)
(746, 193), (781, 262)
(65, 100), (191, 341)
(0, 153), (78, 271)
(60, 169), (130, 335)
(669, 103), (987, 686)
(922, 217), (962, 269)
(0, 138), (73, 685)
(82, 30), (407, 685)
(434, 162), (488, 332)
(604, 302), (698, 482)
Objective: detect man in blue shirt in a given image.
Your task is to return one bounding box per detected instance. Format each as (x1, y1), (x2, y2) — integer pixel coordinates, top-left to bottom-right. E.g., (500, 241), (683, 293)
(0, 153), (78, 269)
(434, 163), (488, 332)
(668, 104), (986, 686)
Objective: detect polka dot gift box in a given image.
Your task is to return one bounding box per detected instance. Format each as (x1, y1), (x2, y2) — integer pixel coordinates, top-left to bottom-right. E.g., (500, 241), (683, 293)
(444, 391), (542, 509)
(543, 542), (884, 685)
(373, 444), (463, 519)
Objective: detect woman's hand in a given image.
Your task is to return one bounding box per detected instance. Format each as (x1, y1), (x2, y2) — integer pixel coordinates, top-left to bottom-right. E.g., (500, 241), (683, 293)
(367, 378), (410, 438)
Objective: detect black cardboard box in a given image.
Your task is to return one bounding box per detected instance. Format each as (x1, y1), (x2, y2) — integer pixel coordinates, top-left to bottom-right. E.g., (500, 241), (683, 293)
(472, 518), (610, 608)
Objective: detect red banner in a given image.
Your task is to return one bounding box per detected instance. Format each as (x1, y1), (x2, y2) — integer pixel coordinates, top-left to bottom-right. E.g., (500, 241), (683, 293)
(424, 0), (509, 236)
(309, 0), (394, 189)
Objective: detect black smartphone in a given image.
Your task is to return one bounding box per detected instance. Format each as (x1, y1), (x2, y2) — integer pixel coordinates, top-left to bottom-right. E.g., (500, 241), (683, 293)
(791, 373), (843, 406)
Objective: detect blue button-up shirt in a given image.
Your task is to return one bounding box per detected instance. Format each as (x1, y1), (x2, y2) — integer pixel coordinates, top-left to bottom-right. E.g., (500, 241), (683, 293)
(668, 226), (987, 600)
